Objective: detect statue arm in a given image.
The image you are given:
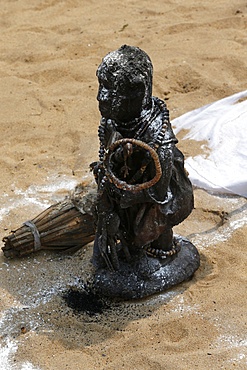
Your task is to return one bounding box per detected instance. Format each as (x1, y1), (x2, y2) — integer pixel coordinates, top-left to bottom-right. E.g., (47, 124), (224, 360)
(147, 142), (174, 203)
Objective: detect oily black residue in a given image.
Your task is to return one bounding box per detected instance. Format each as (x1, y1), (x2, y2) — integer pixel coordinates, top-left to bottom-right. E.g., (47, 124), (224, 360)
(63, 287), (110, 316)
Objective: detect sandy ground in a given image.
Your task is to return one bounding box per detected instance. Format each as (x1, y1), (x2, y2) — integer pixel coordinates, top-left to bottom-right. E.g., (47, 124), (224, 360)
(0, 0), (247, 369)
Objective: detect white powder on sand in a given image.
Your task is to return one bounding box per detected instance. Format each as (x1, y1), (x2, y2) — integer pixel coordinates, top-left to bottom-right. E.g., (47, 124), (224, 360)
(0, 338), (40, 370)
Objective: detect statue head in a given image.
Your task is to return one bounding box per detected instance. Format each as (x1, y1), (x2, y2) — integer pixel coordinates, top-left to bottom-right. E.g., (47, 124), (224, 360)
(96, 45), (153, 123)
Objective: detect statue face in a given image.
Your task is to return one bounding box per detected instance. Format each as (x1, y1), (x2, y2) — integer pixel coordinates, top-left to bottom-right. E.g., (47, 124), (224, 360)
(97, 45), (153, 123)
(97, 66), (146, 123)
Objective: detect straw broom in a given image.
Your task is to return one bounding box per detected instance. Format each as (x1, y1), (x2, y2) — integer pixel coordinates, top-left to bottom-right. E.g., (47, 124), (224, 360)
(2, 184), (97, 258)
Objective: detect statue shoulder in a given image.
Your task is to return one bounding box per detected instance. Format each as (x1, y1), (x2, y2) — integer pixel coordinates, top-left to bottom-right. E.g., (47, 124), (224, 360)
(143, 97), (177, 145)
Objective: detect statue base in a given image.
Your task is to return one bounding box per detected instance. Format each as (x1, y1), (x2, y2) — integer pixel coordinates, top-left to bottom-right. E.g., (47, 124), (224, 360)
(93, 236), (200, 300)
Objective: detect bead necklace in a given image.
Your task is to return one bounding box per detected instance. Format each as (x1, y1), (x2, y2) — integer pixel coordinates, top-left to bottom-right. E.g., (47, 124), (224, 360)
(97, 97), (172, 162)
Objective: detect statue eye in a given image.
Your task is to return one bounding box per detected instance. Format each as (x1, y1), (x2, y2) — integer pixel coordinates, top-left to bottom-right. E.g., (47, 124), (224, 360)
(99, 79), (112, 90)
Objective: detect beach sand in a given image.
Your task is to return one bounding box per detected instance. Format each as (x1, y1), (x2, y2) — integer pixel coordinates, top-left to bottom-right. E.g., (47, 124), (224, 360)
(0, 0), (246, 369)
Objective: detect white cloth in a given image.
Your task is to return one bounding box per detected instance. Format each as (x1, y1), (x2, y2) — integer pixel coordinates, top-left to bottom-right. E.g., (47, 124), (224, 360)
(172, 90), (247, 198)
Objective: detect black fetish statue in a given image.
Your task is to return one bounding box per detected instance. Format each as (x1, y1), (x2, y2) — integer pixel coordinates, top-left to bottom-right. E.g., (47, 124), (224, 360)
(91, 45), (200, 299)
(1, 44), (200, 299)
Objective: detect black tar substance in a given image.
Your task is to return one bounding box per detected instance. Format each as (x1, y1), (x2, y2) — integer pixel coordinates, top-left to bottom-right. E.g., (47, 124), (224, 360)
(63, 286), (110, 316)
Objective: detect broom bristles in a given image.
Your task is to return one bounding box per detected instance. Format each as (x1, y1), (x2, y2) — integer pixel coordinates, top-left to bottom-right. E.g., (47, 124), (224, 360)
(2, 185), (97, 258)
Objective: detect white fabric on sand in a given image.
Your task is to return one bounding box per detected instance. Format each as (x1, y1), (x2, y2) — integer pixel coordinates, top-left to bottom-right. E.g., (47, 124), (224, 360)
(172, 90), (247, 198)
